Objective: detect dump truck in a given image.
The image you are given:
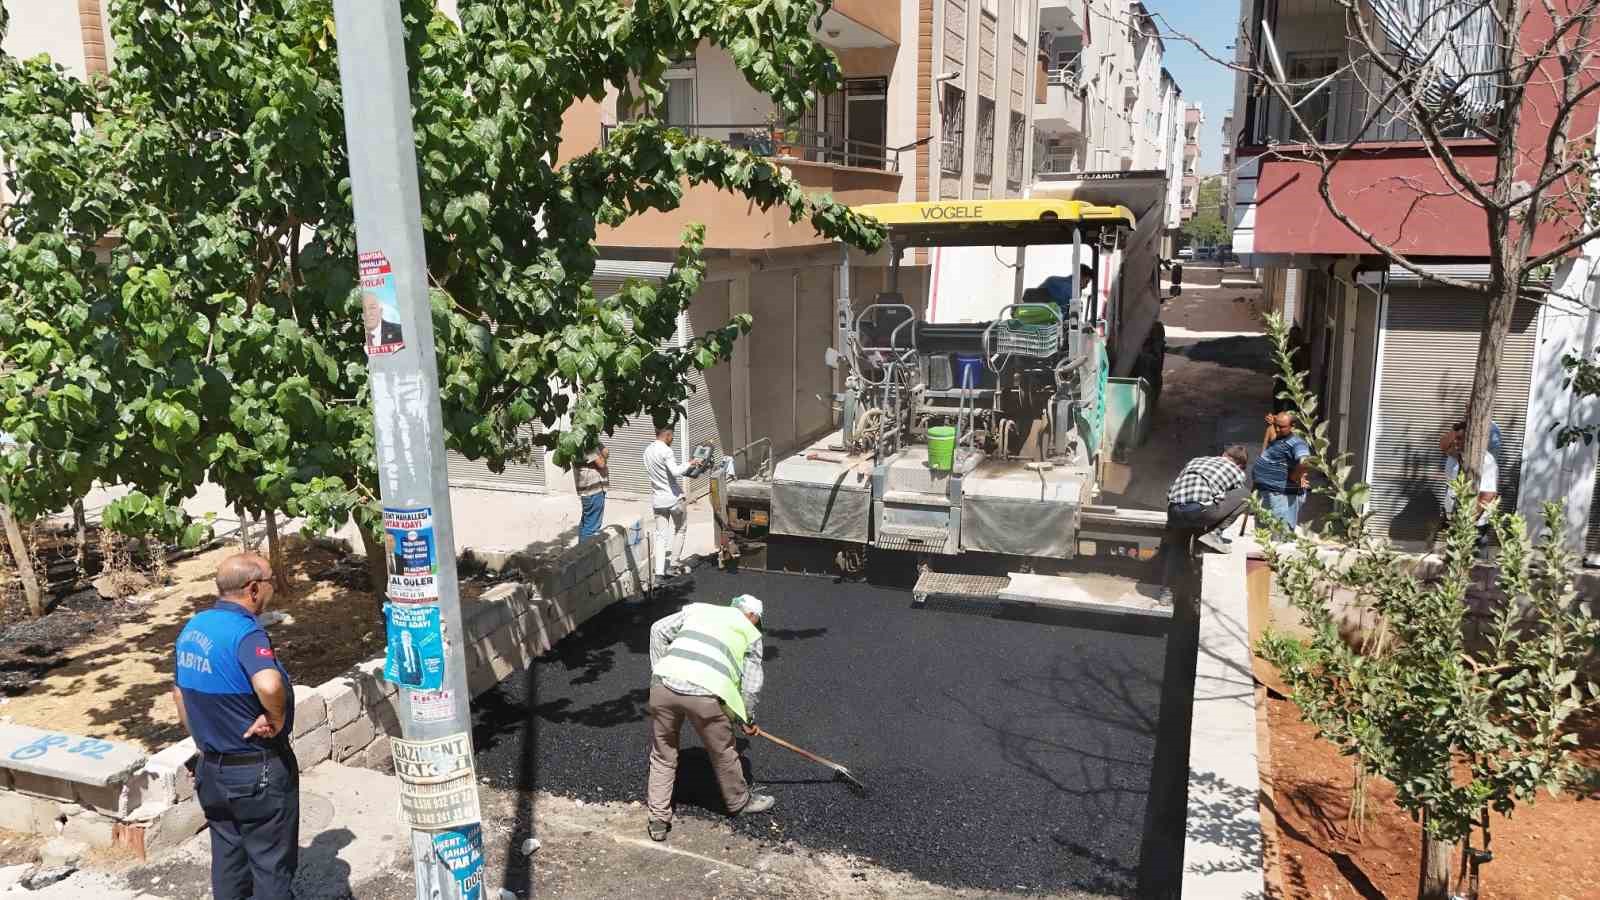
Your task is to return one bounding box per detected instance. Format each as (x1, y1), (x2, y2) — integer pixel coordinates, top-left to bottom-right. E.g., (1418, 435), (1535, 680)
(708, 171), (1181, 617)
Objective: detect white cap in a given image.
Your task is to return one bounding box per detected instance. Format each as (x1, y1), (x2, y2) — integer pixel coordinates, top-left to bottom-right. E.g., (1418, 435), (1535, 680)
(731, 594), (763, 620)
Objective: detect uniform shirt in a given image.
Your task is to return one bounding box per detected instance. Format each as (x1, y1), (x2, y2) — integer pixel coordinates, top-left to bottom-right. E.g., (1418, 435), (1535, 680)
(648, 608), (764, 719)
(643, 439), (692, 510)
(174, 600), (294, 754)
(1444, 452), (1499, 526)
(573, 449), (607, 496)
(1253, 433), (1312, 494)
(1168, 455), (1246, 507)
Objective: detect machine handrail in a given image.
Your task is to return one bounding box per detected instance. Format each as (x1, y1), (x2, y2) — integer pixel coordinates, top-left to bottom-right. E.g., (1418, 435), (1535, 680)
(851, 302), (919, 390)
(853, 303), (918, 355)
(727, 437), (774, 480)
(981, 303), (1063, 369)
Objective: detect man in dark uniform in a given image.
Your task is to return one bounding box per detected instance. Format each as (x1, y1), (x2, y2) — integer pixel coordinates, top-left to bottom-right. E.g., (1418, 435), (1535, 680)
(171, 552), (298, 900)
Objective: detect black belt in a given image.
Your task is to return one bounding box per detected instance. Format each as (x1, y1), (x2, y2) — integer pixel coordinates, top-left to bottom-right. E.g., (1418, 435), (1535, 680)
(206, 746), (287, 766)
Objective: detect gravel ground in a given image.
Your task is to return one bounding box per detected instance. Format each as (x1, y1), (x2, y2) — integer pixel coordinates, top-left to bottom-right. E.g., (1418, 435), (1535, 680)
(472, 567), (1165, 897)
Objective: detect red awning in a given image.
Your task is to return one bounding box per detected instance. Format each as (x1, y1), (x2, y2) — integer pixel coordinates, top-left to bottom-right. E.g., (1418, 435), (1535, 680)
(1242, 143), (1570, 258)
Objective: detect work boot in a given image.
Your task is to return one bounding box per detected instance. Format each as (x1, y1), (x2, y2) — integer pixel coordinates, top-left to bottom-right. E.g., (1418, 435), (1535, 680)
(647, 819), (670, 841)
(734, 793), (776, 816)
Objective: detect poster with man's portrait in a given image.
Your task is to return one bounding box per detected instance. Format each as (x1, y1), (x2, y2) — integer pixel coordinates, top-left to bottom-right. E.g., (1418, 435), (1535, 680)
(360, 250), (404, 356)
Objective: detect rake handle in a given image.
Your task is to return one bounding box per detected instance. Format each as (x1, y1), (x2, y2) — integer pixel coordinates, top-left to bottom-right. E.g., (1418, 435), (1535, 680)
(752, 727), (847, 772)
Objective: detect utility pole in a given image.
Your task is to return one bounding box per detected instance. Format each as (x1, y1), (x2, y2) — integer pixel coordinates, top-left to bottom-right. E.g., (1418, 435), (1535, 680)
(331, 3), (485, 899)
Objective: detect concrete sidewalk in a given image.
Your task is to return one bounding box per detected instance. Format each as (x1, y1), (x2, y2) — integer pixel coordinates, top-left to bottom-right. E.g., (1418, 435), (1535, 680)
(56, 482), (719, 568)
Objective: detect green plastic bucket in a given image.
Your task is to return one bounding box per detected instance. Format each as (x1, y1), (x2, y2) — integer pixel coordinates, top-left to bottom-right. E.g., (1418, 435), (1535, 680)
(927, 426), (957, 471)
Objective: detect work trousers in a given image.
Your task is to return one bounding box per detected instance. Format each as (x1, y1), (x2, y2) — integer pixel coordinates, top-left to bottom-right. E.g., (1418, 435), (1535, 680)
(195, 748), (300, 900)
(653, 500), (688, 577)
(646, 682), (750, 823)
(1161, 484), (1249, 588)
(579, 491), (606, 541)
(1256, 488), (1304, 530)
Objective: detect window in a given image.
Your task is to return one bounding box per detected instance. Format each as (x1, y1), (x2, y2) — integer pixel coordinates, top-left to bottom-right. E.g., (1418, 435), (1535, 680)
(1007, 111), (1026, 184)
(974, 97), (996, 180)
(663, 65), (697, 127)
(941, 84), (966, 176)
(624, 59), (696, 126)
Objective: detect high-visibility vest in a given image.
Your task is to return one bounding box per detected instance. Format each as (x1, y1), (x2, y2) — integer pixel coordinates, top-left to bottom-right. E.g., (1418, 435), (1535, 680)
(653, 603), (761, 722)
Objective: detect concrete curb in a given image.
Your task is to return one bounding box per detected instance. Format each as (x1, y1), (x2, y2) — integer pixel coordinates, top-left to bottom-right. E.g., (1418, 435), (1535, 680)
(1183, 545), (1267, 898)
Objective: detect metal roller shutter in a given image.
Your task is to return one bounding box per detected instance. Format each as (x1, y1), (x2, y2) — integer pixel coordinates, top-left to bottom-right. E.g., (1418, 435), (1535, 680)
(1367, 289), (1537, 542)
(445, 424), (547, 493)
(683, 283), (733, 487)
(1586, 459), (1600, 557)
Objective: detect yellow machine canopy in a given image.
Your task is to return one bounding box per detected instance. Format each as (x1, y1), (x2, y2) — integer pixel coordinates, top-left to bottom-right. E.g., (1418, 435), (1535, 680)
(853, 198), (1136, 248)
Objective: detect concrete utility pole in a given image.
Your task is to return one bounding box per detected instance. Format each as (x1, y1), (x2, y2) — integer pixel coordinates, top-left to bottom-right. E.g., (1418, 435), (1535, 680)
(331, 3), (485, 899)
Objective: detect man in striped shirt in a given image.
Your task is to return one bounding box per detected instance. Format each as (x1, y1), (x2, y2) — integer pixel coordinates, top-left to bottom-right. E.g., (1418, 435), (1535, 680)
(1160, 446), (1250, 601)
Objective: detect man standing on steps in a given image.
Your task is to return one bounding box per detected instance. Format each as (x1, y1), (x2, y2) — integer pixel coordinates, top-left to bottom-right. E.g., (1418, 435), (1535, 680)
(573, 442), (609, 542)
(1254, 411), (1313, 529)
(643, 421), (707, 580)
(171, 552), (298, 900)
(1159, 445), (1250, 602)
(644, 594), (775, 841)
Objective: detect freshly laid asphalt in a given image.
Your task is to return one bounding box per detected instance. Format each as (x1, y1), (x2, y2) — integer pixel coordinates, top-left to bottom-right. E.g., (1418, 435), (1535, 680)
(472, 566), (1166, 896)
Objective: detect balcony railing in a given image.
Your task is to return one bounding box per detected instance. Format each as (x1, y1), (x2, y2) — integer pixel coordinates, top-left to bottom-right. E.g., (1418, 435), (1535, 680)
(600, 122), (898, 171)
(1037, 150), (1076, 174)
(1247, 72), (1477, 146)
(1045, 52), (1082, 89)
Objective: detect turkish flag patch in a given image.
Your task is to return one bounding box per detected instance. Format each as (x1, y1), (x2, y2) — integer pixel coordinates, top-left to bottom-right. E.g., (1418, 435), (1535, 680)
(255, 646), (274, 658)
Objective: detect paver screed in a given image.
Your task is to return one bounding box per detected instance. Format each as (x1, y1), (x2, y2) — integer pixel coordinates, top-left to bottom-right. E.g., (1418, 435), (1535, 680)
(471, 567), (1166, 896)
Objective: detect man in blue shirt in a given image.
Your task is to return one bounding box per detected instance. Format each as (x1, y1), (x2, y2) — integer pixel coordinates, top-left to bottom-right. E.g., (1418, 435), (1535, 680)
(1254, 412), (1313, 529)
(171, 553), (297, 900)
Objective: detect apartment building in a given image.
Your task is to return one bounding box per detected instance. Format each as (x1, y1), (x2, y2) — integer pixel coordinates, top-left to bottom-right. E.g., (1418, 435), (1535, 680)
(1179, 103), (1202, 220)
(1226, 0), (1600, 554)
(1218, 108), (1234, 232)
(1033, 0), (1172, 174)
(1157, 69), (1184, 251)
(7, 1), (1047, 497)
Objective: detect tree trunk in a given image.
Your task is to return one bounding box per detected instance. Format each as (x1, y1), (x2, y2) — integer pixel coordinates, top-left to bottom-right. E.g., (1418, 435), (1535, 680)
(264, 510), (289, 592)
(1418, 815), (1455, 900)
(1, 505), (44, 618)
(356, 523), (389, 606)
(72, 500), (87, 573)
(1460, 277), (1519, 488)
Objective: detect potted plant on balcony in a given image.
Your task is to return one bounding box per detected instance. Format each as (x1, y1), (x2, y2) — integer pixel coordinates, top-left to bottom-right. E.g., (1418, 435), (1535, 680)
(767, 114), (802, 160)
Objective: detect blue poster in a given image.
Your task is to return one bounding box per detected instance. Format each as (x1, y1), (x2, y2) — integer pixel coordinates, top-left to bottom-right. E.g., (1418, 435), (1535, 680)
(384, 506), (438, 577)
(384, 603), (445, 690)
(432, 825), (484, 900)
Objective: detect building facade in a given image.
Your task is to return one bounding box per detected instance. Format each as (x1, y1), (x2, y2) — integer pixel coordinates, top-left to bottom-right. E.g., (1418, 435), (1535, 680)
(1158, 69), (1184, 249)
(1180, 102), (1202, 220)
(1225, 0), (1600, 555)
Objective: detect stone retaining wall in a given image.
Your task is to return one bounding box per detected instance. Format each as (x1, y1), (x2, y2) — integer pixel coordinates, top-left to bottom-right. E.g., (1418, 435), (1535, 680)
(0, 524), (653, 857)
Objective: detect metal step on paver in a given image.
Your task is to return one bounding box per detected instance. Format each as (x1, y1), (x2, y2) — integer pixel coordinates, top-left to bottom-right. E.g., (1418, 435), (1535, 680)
(1000, 572), (1173, 619)
(912, 570), (1011, 604)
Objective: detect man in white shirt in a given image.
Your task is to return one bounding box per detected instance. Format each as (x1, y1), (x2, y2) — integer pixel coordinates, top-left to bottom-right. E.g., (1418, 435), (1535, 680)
(1439, 420), (1499, 550)
(643, 424), (704, 579)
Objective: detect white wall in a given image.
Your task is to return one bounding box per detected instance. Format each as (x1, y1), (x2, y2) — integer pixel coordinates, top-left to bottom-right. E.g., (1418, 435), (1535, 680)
(3, 1), (90, 77)
(1519, 258), (1600, 550)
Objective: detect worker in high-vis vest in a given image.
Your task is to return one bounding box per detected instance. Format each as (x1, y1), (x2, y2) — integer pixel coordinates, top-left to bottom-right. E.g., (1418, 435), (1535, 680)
(645, 594), (773, 841)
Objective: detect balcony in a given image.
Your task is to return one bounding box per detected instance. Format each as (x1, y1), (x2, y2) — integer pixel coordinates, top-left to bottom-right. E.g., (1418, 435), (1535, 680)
(1034, 70), (1085, 138)
(814, 0), (900, 49)
(596, 123), (903, 250)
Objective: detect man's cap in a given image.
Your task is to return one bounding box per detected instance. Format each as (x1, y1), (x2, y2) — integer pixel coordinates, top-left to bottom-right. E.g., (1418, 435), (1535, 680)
(731, 594), (763, 620)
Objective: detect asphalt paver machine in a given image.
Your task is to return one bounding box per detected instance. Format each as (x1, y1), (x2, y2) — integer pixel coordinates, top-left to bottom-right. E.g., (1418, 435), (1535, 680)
(715, 180), (1180, 617)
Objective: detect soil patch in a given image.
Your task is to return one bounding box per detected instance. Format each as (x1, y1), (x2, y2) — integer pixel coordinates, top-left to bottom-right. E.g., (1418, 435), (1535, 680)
(0, 536), (490, 752)
(1259, 668), (1600, 899)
